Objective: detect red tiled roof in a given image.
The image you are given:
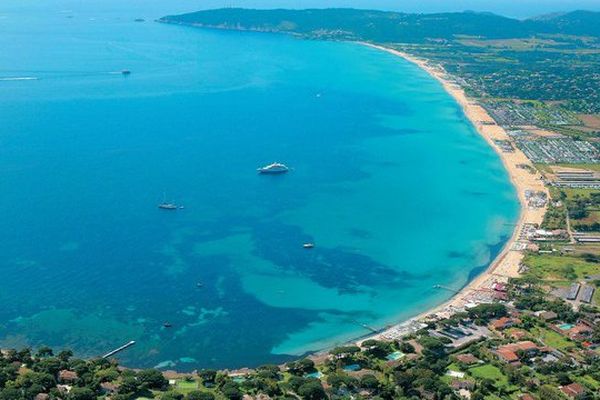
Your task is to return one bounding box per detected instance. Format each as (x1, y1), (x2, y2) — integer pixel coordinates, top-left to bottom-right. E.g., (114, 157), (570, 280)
(490, 317), (513, 329)
(560, 382), (585, 397)
(510, 330), (527, 340)
(496, 349), (519, 362)
(510, 341), (538, 351)
(455, 354), (479, 364)
(496, 341), (539, 362)
(58, 370), (78, 382)
(570, 325), (593, 334)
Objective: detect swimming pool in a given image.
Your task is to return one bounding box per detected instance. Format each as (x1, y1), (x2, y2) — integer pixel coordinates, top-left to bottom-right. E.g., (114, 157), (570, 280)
(386, 351), (405, 361)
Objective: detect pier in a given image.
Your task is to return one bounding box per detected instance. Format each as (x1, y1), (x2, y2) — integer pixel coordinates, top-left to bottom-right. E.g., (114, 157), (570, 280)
(102, 341), (136, 359)
(351, 319), (379, 333)
(433, 284), (460, 293)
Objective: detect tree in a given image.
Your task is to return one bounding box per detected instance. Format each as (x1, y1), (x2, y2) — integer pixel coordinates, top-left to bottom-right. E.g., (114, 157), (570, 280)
(288, 375), (307, 392)
(399, 341), (415, 354)
(256, 364), (280, 380)
(32, 358), (62, 376)
(220, 382), (242, 400)
(57, 350), (73, 362)
(16, 371), (56, 392)
(0, 387), (22, 400)
(137, 369), (168, 390)
(35, 346), (54, 358)
(186, 391), (216, 400)
(0, 365), (18, 387)
(359, 374), (380, 390)
(330, 345), (360, 358)
(539, 384), (566, 400)
(198, 369), (217, 384)
(17, 348), (33, 364)
(361, 339), (392, 358)
(418, 336), (446, 362)
(326, 373), (356, 390)
(286, 359), (315, 375)
(467, 303), (507, 321)
(556, 372), (572, 385)
(118, 375), (140, 394)
(297, 380), (327, 400)
(160, 393), (184, 400)
(68, 387), (96, 400)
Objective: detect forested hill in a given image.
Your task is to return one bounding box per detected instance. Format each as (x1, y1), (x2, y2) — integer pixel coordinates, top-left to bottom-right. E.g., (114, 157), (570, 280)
(159, 8), (600, 42)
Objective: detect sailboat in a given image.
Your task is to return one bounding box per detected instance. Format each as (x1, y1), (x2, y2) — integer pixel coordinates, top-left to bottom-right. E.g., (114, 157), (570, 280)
(158, 193), (182, 210)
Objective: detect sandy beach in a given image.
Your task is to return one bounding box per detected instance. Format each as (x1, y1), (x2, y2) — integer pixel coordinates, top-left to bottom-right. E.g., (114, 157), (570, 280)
(357, 42), (548, 341)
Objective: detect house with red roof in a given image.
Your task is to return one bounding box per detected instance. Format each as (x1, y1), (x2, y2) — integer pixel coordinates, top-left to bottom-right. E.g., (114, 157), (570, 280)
(560, 382), (586, 398)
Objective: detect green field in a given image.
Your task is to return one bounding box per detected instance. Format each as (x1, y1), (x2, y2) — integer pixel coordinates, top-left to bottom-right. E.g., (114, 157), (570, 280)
(522, 254), (600, 281)
(530, 327), (575, 350)
(175, 380), (200, 393)
(469, 365), (508, 387)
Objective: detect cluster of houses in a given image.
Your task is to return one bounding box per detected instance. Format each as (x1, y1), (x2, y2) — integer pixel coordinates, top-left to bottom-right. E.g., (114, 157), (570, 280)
(32, 369), (119, 400)
(440, 308), (598, 400)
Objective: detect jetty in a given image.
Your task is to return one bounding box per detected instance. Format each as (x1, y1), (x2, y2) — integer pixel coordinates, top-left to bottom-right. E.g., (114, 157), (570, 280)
(433, 284), (460, 293)
(351, 319), (379, 333)
(102, 341), (136, 359)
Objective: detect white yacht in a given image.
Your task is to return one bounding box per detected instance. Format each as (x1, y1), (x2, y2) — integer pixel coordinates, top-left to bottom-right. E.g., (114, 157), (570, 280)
(257, 162), (289, 174)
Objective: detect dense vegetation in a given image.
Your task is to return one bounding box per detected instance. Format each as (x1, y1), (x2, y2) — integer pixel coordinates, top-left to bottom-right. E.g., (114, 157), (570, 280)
(160, 9), (600, 42)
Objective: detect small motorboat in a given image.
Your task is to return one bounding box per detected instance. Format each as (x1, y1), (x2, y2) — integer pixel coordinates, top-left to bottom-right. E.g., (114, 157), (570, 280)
(163, 322), (172, 328)
(121, 70), (131, 76)
(303, 243), (315, 249)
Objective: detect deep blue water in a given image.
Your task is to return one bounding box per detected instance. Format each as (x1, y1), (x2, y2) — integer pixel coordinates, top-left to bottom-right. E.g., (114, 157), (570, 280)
(0, 0), (519, 370)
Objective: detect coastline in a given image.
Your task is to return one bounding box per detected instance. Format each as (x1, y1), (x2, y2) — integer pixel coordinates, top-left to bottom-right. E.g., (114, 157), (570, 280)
(354, 42), (548, 342)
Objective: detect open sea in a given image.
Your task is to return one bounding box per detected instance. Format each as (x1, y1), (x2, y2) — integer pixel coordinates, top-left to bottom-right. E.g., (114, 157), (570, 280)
(0, 0), (519, 370)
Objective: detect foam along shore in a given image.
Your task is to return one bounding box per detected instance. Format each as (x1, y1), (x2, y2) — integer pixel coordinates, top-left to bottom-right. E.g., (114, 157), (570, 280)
(356, 42), (548, 341)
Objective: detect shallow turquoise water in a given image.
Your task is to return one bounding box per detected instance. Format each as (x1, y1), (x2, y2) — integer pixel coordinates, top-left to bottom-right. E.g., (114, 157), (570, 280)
(0, 0), (519, 370)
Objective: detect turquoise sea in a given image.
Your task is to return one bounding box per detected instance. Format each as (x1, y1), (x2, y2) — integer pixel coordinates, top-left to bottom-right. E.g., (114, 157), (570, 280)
(0, 0), (519, 370)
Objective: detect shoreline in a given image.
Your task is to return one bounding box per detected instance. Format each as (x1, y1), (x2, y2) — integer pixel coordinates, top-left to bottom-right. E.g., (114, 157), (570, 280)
(353, 41), (548, 343)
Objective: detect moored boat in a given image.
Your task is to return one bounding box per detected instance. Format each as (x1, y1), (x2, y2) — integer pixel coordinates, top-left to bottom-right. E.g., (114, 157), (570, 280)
(257, 162), (289, 174)
(158, 193), (181, 210)
(158, 203), (178, 210)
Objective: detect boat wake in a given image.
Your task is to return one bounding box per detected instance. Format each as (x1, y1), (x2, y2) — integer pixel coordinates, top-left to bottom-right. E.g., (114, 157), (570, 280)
(0, 77), (38, 81)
